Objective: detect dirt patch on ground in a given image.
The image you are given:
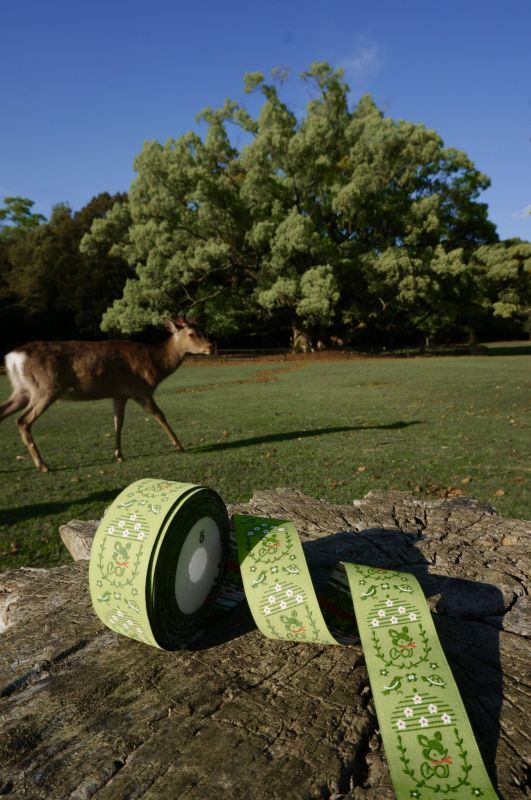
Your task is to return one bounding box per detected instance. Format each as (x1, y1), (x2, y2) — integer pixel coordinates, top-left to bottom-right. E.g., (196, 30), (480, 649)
(186, 350), (380, 367)
(175, 363), (308, 393)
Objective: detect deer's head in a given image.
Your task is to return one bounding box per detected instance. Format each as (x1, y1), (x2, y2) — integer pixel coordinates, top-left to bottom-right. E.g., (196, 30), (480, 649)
(163, 317), (213, 356)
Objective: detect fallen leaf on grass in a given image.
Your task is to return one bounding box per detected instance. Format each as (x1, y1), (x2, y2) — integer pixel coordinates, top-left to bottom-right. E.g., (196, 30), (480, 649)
(494, 489), (505, 497)
(356, 465), (367, 473)
(410, 482), (464, 498)
(443, 487), (463, 498)
(461, 477), (472, 485)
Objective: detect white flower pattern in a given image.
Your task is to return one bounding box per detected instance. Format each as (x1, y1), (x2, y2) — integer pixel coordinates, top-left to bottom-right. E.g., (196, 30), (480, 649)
(97, 488), (472, 781)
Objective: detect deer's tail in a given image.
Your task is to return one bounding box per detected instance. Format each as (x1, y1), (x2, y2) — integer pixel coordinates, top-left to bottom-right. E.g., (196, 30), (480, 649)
(1, 351), (30, 421)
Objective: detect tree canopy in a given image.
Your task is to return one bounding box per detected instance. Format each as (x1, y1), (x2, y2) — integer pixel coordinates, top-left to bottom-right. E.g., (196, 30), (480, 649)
(0, 197), (46, 239)
(3, 63), (529, 351)
(80, 62), (526, 348)
(0, 193), (130, 349)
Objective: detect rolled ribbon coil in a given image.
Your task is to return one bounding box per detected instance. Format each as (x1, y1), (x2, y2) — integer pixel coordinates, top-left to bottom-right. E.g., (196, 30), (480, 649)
(89, 478), (229, 650)
(89, 478), (499, 800)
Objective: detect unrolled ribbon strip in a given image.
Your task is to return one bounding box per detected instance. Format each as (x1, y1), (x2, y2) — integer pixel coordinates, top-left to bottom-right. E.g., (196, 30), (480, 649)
(89, 478), (499, 800)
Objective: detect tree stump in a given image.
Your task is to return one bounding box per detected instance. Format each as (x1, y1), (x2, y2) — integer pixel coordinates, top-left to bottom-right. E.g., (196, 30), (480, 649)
(0, 490), (528, 800)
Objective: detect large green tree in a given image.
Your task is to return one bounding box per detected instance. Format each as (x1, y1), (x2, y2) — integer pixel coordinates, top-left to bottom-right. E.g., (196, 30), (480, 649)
(1, 193), (130, 345)
(83, 63), (512, 347)
(0, 196), (46, 239)
(0, 196), (47, 350)
(470, 239), (531, 336)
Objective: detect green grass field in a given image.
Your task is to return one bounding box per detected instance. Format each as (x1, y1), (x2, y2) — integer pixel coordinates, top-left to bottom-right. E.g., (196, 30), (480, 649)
(0, 353), (529, 571)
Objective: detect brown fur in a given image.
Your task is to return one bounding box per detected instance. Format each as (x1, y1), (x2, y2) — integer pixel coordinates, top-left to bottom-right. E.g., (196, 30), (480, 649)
(0, 318), (212, 472)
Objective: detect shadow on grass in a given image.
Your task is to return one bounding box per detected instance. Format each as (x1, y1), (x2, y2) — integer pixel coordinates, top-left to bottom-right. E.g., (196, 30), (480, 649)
(0, 448), (172, 475)
(485, 344), (531, 356)
(192, 420), (422, 453)
(0, 488), (120, 526)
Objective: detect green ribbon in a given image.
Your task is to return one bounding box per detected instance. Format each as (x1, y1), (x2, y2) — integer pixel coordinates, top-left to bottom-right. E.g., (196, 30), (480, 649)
(89, 478), (499, 800)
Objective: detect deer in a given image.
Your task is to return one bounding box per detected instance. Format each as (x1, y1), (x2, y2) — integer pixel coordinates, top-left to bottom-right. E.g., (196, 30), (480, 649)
(0, 317), (212, 472)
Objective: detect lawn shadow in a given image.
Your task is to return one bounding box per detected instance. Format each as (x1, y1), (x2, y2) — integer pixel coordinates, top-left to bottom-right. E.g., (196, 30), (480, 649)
(192, 420), (423, 453)
(0, 448), (174, 476)
(0, 488), (120, 526)
(193, 526), (503, 796)
(485, 344), (531, 356)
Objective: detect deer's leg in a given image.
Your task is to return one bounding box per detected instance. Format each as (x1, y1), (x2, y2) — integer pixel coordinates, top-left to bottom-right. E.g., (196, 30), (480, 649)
(0, 391), (29, 422)
(113, 397), (127, 462)
(139, 397), (185, 452)
(16, 397), (54, 472)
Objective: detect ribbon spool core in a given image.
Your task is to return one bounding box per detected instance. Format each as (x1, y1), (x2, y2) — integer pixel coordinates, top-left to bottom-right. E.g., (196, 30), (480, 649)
(174, 516), (222, 614)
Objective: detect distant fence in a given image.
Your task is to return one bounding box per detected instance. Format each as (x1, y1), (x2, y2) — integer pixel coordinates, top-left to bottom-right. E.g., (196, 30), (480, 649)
(193, 344), (491, 361)
(0, 343), (512, 375)
(216, 344), (490, 356)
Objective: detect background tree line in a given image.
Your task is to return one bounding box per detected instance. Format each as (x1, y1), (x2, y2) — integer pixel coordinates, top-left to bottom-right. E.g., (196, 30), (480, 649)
(1, 63), (530, 354)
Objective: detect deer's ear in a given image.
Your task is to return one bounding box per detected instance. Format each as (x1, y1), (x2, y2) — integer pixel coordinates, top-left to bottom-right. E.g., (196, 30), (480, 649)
(174, 316), (187, 329)
(162, 319), (177, 333)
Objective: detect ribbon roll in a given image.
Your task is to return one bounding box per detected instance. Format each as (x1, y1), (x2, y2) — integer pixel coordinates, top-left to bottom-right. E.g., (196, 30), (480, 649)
(89, 479), (230, 649)
(89, 478), (499, 800)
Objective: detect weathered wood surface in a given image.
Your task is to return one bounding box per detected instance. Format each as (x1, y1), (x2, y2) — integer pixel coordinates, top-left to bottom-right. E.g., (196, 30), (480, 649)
(0, 489), (529, 800)
(59, 519), (100, 563)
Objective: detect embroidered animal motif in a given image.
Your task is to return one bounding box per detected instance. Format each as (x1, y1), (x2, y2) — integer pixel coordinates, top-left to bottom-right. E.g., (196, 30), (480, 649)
(382, 675), (402, 695)
(251, 570), (267, 588)
(282, 564), (301, 575)
(389, 626), (417, 659)
(418, 731), (452, 779)
(422, 674), (447, 688)
(280, 610), (306, 640)
(108, 541), (131, 578)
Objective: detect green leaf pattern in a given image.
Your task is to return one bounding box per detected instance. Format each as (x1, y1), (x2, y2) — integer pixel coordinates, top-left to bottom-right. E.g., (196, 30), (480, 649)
(89, 483), (499, 800)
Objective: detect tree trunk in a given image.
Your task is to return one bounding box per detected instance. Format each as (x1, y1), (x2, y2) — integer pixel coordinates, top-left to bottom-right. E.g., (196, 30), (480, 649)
(292, 324), (312, 352)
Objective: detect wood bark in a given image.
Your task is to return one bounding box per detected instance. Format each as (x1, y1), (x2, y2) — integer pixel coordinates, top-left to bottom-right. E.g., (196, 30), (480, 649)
(0, 490), (528, 800)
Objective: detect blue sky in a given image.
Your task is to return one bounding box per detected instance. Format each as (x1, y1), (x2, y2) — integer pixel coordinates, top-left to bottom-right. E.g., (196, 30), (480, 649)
(2, 0), (530, 240)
